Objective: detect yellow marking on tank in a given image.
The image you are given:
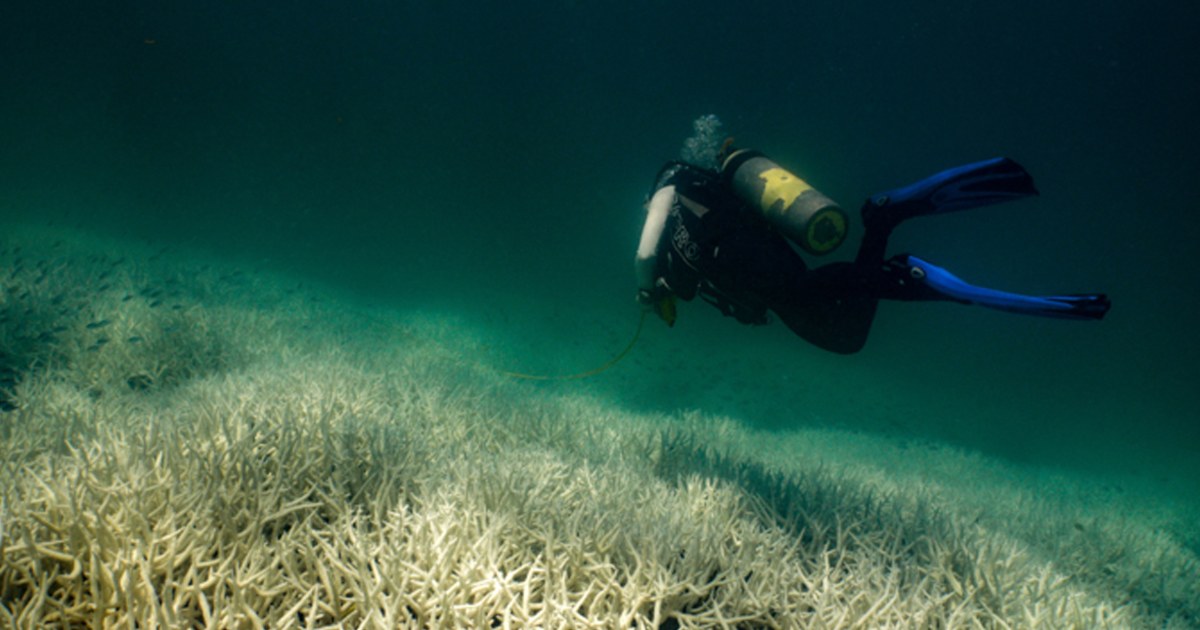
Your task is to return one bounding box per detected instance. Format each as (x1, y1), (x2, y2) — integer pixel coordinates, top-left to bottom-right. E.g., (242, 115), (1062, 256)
(759, 168), (812, 213)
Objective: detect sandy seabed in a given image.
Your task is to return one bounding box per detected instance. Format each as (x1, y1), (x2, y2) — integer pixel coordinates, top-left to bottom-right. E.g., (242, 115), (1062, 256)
(1, 224), (1197, 629)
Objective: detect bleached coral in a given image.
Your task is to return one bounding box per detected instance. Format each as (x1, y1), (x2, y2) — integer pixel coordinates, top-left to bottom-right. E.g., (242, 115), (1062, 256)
(0, 224), (1195, 628)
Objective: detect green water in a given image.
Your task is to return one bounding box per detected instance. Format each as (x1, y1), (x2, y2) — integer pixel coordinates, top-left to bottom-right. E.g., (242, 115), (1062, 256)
(3, 0), (1197, 534)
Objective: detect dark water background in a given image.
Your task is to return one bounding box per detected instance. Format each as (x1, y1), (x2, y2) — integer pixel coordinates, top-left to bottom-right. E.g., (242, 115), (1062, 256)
(2, 2), (1197, 495)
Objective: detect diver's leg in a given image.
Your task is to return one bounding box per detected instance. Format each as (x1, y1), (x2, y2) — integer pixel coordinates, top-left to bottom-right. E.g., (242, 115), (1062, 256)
(709, 229), (881, 353)
(762, 261), (883, 354)
(855, 216), (893, 266)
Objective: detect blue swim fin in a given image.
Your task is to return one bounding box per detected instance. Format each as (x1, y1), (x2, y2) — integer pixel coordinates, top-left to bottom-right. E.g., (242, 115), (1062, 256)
(904, 255), (1111, 320)
(864, 157), (1038, 229)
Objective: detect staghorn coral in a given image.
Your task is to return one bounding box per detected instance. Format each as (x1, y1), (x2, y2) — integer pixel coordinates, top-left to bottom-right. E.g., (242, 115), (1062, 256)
(0, 223), (1196, 629)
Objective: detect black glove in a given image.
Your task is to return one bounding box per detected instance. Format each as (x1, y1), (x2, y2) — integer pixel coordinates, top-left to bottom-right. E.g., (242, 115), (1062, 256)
(637, 286), (677, 327)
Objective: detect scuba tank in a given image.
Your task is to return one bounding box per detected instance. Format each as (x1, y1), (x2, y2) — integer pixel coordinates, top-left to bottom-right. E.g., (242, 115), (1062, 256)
(720, 149), (848, 255)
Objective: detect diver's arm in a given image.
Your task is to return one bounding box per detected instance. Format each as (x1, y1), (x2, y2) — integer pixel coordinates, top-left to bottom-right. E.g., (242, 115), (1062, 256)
(636, 185), (674, 295)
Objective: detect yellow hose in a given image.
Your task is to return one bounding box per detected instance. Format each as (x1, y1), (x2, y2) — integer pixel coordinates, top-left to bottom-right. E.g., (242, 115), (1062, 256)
(498, 311), (647, 381)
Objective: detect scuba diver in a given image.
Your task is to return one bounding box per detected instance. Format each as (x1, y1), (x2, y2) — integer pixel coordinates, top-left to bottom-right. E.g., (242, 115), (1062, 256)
(635, 116), (1110, 354)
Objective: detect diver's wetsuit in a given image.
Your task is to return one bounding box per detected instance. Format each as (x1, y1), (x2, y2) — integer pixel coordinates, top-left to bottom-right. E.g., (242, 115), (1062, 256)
(637, 162), (934, 354)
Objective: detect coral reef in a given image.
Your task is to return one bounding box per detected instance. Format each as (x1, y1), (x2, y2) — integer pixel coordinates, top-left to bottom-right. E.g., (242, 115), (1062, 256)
(0, 224), (1197, 628)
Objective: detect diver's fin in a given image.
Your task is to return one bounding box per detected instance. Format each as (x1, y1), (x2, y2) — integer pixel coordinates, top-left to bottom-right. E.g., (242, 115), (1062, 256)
(904, 255), (1111, 320)
(863, 157), (1038, 229)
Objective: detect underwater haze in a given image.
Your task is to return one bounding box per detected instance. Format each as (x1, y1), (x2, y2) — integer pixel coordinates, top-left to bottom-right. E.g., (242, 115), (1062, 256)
(2, 0), (1199, 626)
